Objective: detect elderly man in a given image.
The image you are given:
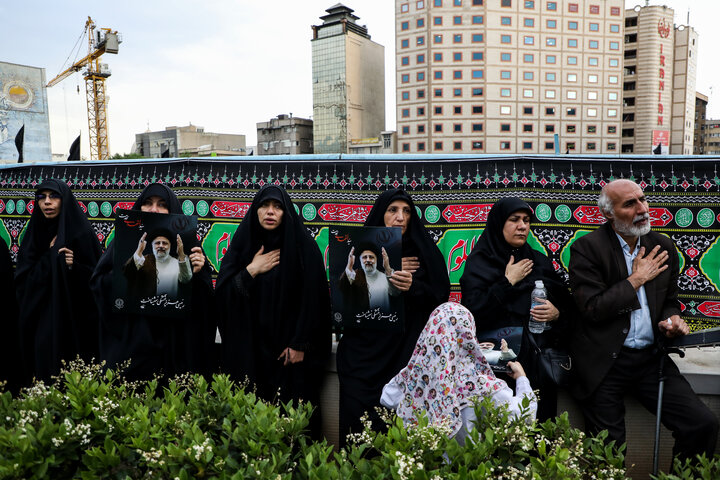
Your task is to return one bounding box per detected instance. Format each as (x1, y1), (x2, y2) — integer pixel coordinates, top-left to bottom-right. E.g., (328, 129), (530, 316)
(569, 179), (718, 461)
(124, 229), (192, 300)
(339, 243), (399, 312)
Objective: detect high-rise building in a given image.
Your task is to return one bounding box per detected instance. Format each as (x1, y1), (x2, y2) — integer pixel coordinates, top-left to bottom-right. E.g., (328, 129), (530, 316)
(312, 4), (386, 154)
(395, 0), (625, 154)
(694, 92), (707, 155)
(256, 114), (314, 155)
(621, 4), (698, 155)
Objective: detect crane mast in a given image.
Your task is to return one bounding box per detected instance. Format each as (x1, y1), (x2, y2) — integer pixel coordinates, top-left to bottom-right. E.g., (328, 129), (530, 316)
(47, 17), (121, 160)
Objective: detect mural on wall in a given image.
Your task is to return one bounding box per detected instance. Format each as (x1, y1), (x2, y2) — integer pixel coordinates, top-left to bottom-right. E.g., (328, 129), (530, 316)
(0, 155), (719, 331)
(0, 62), (51, 162)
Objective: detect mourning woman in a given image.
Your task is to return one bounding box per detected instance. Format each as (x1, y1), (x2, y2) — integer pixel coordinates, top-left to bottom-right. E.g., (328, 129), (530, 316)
(91, 183), (214, 380)
(0, 237), (21, 393)
(216, 185), (331, 436)
(337, 189), (450, 443)
(381, 302), (536, 445)
(460, 197), (573, 421)
(15, 179), (102, 383)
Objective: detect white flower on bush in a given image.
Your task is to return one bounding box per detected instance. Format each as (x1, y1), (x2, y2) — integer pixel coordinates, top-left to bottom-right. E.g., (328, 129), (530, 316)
(61, 418), (92, 445)
(139, 447), (165, 466)
(187, 436), (212, 461)
(394, 451), (423, 480)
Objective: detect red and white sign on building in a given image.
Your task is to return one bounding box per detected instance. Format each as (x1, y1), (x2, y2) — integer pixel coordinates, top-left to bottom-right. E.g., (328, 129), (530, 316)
(652, 129), (670, 155)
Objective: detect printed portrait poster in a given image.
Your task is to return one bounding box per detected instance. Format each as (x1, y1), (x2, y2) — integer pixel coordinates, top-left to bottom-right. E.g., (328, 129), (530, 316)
(475, 326), (523, 373)
(112, 209), (198, 318)
(329, 225), (404, 331)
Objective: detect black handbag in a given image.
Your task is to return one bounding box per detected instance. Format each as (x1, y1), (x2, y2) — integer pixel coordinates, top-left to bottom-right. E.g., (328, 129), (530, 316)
(527, 333), (573, 387)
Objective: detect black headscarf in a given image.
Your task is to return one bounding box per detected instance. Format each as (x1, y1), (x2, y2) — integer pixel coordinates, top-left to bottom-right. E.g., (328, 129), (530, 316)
(216, 185), (331, 405)
(15, 179), (102, 383)
(336, 189), (450, 443)
(90, 183), (214, 380)
(460, 197), (569, 328)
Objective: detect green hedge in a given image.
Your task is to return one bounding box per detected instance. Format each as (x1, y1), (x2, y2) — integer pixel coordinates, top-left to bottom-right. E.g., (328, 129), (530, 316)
(0, 361), (716, 479)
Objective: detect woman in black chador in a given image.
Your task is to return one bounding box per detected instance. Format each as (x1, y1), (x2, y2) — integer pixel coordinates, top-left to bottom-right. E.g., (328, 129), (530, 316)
(15, 179), (102, 383)
(460, 197), (573, 421)
(0, 237), (21, 393)
(216, 185), (331, 436)
(90, 183), (214, 380)
(336, 189), (450, 444)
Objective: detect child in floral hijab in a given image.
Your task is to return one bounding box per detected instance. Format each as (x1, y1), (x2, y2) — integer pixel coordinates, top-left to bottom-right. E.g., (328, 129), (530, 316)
(381, 302), (537, 443)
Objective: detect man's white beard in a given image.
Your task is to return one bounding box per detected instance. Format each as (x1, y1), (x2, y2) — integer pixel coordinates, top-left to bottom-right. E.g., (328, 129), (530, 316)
(362, 262), (378, 277)
(614, 213), (651, 237)
(154, 248), (171, 263)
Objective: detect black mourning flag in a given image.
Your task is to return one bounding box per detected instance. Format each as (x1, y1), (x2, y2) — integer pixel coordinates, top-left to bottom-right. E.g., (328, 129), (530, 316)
(68, 134), (81, 160)
(14, 125), (24, 163)
(161, 148), (170, 158)
(653, 143), (662, 155)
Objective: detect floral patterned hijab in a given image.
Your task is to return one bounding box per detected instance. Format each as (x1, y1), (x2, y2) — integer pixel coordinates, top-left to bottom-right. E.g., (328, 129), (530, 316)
(390, 302), (505, 436)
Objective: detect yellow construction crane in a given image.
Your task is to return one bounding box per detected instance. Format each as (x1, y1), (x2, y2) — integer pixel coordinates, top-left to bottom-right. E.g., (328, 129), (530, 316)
(47, 16), (121, 160)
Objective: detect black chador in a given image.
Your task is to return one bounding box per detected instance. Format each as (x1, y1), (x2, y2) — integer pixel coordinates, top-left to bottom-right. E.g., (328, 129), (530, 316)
(15, 179), (102, 383)
(90, 183), (214, 380)
(0, 237), (21, 393)
(216, 186), (331, 424)
(336, 189), (450, 443)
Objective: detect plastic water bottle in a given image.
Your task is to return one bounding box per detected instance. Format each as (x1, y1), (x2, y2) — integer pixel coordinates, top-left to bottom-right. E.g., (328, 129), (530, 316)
(529, 280), (549, 334)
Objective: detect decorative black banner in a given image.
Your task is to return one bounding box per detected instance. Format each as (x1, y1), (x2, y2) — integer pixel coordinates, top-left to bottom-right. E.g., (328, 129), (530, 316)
(1, 155), (719, 330)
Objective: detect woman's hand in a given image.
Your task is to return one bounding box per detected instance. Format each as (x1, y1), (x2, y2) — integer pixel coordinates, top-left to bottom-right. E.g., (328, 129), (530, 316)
(530, 299), (560, 322)
(189, 246), (206, 274)
(246, 246), (280, 277)
(58, 247), (73, 268)
(505, 255), (533, 286)
(389, 270), (412, 291)
(507, 361), (526, 380)
(278, 347), (304, 365)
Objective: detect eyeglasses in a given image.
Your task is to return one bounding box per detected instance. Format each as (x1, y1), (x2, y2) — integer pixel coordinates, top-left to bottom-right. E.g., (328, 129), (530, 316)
(35, 192), (62, 201)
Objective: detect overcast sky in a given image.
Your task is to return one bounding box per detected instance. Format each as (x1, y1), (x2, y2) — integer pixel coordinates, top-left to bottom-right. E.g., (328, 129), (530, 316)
(0, 0), (715, 156)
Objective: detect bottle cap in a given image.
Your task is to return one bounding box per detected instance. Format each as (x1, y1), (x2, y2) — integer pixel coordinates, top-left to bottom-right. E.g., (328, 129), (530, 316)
(535, 280), (544, 288)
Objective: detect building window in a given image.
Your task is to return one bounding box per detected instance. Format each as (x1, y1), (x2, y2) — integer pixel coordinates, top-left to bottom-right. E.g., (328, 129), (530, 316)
(523, 106), (533, 114)
(472, 87), (483, 96)
(417, 36), (425, 45)
(523, 88), (533, 98)
(401, 74), (410, 83)
(545, 107), (555, 115)
(401, 39), (409, 48)
(501, 88), (511, 97)
(453, 34), (462, 43)
(402, 109), (410, 118)
(433, 16), (442, 25)
(610, 7), (620, 15)
(434, 35), (443, 44)
(588, 74), (598, 83)
(568, 21), (578, 30)
(417, 89), (425, 98)
(609, 41), (619, 50)
(523, 141), (533, 150)
(401, 21), (409, 30)
(454, 0), (461, 5)
(472, 141), (483, 150)
(588, 108), (597, 117)
(434, 0), (442, 5)
(607, 142), (617, 150)
(417, 124), (425, 133)
(566, 142), (576, 150)
(525, 1), (534, 8)
(434, 141), (443, 150)
(401, 126), (410, 134)
(589, 23), (599, 31)
(545, 90), (556, 99)
(609, 58), (619, 67)
(568, 3), (578, 12)
(587, 142), (596, 151)
(500, 106), (511, 114)
(589, 40), (598, 49)
(472, 105), (483, 114)
(401, 91), (410, 100)
(417, 107), (426, 116)
(472, 123), (483, 131)
(417, 72), (425, 81)
(501, 123), (511, 132)
(418, 142), (426, 151)
(452, 15), (461, 24)
(588, 57), (598, 66)
(434, 52), (443, 62)
(589, 4), (599, 14)
(547, 1), (556, 10)
(472, 33), (483, 42)
(587, 91), (598, 100)
(525, 18), (535, 27)
(417, 0), (425, 8)
(567, 56), (577, 65)
(567, 107), (576, 116)
(434, 88), (443, 97)
(524, 71), (534, 80)
(472, 15), (483, 24)
(402, 143), (410, 152)
(524, 54), (534, 63)
(568, 39), (577, 47)
(501, 70), (511, 80)
(567, 73), (577, 82)
(401, 3), (409, 13)
(546, 72), (555, 81)
(567, 91), (577, 99)
(545, 142), (554, 150)
(523, 124), (533, 132)
(454, 141), (462, 150)
(417, 18), (425, 27)
(501, 0), (511, 5)
(453, 52), (462, 61)
(524, 36), (534, 45)
(417, 54), (426, 63)
(587, 125), (597, 134)
(501, 16), (512, 25)
(610, 24), (620, 33)
(547, 19), (556, 28)
(453, 88), (462, 96)
(608, 125), (617, 134)
(546, 55), (556, 64)
(472, 70), (484, 79)
(453, 124), (462, 132)
(501, 34), (511, 44)
(473, 0), (483, 5)
(545, 124), (555, 133)
(501, 53), (511, 61)
(453, 105), (462, 114)
(434, 70), (443, 79)
(434, 106), (443, 114)
(500, 141), (511, 150)
(546, 37), (556, 46)
(608, 75), (618, 84)
(608, 109), (618, 117)
(434, 124), (443, 132)
(401, 56), (410, 66)
(453, 70), (462, 79)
